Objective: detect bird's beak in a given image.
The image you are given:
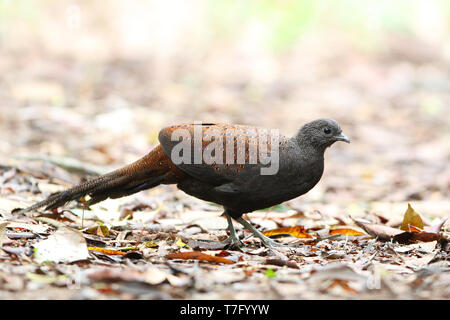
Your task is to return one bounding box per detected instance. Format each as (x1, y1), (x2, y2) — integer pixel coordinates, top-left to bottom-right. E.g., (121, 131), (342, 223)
(335, 132), (350, 143)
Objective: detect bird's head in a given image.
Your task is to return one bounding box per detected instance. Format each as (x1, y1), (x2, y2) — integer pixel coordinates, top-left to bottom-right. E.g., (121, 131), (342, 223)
(296, 118), (350, 151)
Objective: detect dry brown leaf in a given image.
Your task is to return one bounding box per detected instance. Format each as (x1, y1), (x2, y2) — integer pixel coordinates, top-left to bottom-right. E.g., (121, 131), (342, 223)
(393, 231), (441, 244)
(353, 218), (403, 241)
(265, 258), (299, 269)
(394, 210), (445, 244)
(215, 250), (232, 257)
(263, 226), (314, 238)
(85, 225), (110, 237)
(183, 237), (229, 250)
(401, 203), (424, 231)
(165, 251), (234, 264)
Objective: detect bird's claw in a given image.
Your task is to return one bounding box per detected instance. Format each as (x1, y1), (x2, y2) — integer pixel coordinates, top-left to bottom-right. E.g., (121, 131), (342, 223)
(221, 235), (245, 250)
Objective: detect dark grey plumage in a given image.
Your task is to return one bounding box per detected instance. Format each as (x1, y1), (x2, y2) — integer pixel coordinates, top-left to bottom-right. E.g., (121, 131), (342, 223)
(162, 118), (349, 219)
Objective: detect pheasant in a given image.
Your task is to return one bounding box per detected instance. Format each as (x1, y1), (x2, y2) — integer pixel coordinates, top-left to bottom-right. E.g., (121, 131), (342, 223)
(17, 118), (350, 248)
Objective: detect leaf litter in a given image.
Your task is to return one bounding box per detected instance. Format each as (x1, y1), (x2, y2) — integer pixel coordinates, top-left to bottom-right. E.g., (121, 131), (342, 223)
(4, 195), (445, 299)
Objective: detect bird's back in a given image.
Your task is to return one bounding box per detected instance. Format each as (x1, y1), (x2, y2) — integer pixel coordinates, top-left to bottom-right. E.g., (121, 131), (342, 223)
(158, 123), (324, 214)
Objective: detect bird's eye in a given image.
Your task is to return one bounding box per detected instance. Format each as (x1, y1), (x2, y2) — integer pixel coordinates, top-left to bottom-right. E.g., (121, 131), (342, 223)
(323, 127), (331, 135)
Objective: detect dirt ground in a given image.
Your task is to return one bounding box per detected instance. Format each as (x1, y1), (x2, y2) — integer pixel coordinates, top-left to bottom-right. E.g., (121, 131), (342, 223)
(0, 2), (449, 300)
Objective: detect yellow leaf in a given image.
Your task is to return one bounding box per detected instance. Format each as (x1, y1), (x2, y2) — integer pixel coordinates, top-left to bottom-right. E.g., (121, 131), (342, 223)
(87, 247), (126, 255)
(85, 225), (110, 237)
(263, 226), (314, 238)
(329, 227), (365, 236)
(26, 272), (68, 284)
(144, 241), (159, 248)
(176, 238), (190, 249)
(401, 203), (424, 231)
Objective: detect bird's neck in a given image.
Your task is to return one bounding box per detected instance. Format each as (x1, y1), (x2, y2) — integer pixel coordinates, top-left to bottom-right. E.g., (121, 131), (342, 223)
(282, 138), (325, 191)
(292, 135), (327, 159)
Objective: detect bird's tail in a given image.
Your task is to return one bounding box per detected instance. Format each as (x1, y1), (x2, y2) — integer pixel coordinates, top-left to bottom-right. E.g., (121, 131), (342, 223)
(16, 145), (180, 214)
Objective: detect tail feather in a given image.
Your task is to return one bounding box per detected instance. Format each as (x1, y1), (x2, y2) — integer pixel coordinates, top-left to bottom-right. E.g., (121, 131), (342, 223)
(15, 145), (181, 215)
(85, 175), (165, 206)
(16, 173), (119, 214)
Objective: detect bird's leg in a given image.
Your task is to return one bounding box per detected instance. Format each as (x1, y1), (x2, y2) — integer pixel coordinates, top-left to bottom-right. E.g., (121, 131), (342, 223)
(221, 213), (244, 248)
(235, 216), (297, 248)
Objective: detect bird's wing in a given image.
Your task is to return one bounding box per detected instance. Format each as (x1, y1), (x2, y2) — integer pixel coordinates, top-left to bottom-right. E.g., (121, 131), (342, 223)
(158, 123), (285, 186)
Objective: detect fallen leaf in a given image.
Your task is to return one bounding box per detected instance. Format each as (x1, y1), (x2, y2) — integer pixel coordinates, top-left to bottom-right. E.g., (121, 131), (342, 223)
(5, 232), (36, 239)
(88, 267), (187, 287)
(185, 238), (229, 250)
(265, 268), (277, 278)
(329, 226), (365, 236)
(265, 258), (299, 269)
(7, 221), (49, 234)
(393, 231), (441, 244)
(353, 218), (403, 241)
(37, 211), (75, 224)
(394, 241), (437, 254)
(404, 253), (437, 270)
(263, 226), (314, 238)
(143, 241), (159, 248)
(165, 251), (234, 264)
(215, 250), (231, 257)
(34, 226), (89, 263)
(176, 237), (190, 249)
(88, 247), (126, 255)
(321, 250), (346, 260)
(118, 241), (159, 252)
(2, 247), (28, 256)
(401, 203), (424, 231)
(85, 225), (110, 237)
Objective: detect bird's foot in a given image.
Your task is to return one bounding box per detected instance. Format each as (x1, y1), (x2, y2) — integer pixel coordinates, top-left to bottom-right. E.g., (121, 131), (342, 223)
(259, 236), (299, 249)
(222, 213), (246, 250)
(221, 235), (245, 250)
(235, 216), (299, 249)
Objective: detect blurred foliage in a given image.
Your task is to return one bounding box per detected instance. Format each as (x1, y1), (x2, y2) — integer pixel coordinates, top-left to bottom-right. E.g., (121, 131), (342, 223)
(0, 0), (38, 22)
(207, 0), (450, 51)
(0, 0), (449, 53)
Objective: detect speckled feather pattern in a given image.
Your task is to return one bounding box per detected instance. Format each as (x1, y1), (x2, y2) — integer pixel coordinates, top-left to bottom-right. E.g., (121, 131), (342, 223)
(159, 123), (287, 181)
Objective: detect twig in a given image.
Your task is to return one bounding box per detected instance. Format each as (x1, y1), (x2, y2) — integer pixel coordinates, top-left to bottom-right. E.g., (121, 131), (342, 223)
(13, 154), (111, 176)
